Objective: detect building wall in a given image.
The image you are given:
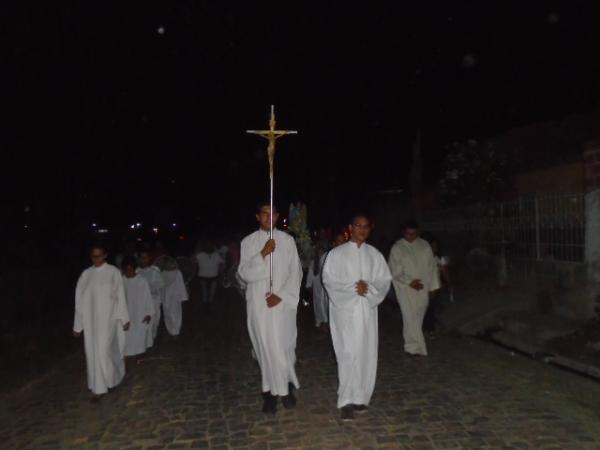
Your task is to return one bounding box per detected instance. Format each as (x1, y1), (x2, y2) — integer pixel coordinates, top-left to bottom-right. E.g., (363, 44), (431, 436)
(515, 162), (584, 196)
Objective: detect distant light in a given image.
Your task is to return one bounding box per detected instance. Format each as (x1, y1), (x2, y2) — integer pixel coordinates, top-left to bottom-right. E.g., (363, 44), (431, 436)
(153, 227), (159, 234)
(179, 235), (185, 241)
(24, 224), (29, 229)
(24, 206), (31, 213)
(136, 237), (143, 242)
(546, 12), (559, 25)
(462, 54), (477, 69)
(130, 224), (135, 230)
(135, 222), (142, 229)
(172, 223), (177, 228)
(157, 26), (165, 35)
(92, 223), (97, 228)
(98, 228), (109, 234)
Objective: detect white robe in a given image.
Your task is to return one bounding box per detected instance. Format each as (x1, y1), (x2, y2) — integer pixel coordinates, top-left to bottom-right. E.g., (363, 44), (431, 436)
(237, 228), (302, 396)
(138, 265), (164, 340)
(323, 241), (391, 408)
(306, 253), (329, 326)
(388, 237), (440, 356)
(123, 275), (154, 356)
(73, 263), (130, 395)
(161, 269), (188, 336)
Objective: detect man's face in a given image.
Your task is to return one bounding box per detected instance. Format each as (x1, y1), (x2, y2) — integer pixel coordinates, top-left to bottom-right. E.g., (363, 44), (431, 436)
(90, 248), (107, 266)
(139, 252), (151, 267)
(403, 227), (419, 242)
(256, 206), (279, 231)
(349, 217), (371, 244)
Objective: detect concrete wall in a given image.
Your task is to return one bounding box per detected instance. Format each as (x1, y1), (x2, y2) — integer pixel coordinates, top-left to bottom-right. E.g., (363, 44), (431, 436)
(584, 142), (600, 283)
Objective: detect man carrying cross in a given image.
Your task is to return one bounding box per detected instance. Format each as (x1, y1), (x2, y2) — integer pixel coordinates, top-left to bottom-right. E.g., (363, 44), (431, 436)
(238, 202), (303, 414)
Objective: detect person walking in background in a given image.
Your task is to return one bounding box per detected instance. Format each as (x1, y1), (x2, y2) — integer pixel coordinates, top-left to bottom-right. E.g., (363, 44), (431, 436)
(195, 238), (224, 306)
(137, 250), (164, 342)
(122, 257), (153, 358)
(388, 220), (440, 357)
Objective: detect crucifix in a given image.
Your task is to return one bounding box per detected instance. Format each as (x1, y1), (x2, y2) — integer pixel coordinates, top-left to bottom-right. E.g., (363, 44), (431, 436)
(246, 105), (298, 293)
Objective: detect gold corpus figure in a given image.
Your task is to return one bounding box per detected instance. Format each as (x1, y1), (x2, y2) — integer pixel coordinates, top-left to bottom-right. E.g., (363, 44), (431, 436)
(246, 105), (298, 293)
(246, 105), (298, 176)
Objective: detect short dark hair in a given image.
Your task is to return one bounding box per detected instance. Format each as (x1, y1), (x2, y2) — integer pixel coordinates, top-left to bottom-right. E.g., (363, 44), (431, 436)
(89, 242), (108, 254)
(349, 212), (370, 225)
(256, 200), (278, 214)
(121, 256), (137, 270)
(402, 219), (420, 231)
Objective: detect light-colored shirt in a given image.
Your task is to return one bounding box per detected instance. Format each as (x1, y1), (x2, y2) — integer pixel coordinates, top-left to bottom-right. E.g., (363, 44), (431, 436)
(196, 251), (223, 278)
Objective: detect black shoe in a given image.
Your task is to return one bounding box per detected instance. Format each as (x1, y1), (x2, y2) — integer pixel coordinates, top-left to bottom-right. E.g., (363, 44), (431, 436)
(281, 392), (297, 409)
(340, 405), (354, 421)
(281, 383), (297, 409)
(353, 404), (368, 414)
(261, 392), (277, 415)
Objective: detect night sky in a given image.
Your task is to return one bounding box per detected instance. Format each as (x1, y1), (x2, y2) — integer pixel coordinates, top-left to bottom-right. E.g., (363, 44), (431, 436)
(5, 1), (600, 237)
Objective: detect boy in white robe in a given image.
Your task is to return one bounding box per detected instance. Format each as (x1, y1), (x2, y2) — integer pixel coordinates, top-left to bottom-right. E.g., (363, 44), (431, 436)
(137, 250), (164, 341)
(388, 220), (440, 357)
(161, 268), (188, 336)
(323, 214), (391, 421)
(237, 202), (302, 414)
(73, 244), (130, 401)
(122, 258), (154, 357)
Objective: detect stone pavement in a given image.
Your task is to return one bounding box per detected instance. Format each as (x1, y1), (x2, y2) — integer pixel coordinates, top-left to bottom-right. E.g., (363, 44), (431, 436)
(2, 287), (600, 450)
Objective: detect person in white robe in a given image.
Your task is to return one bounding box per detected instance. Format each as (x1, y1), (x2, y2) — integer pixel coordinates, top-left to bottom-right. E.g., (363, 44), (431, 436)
(388, 220), (440, 357)
(237, 202), (302, 414)
(322, 214), (391, 421)
(161, 268), (188, 336)
(305, 247), (329, 329)
(122, 258), (154, 357)
(307, 232), (348, 330)
(73, 244), (130, 400)
(138, 250), (164, 341)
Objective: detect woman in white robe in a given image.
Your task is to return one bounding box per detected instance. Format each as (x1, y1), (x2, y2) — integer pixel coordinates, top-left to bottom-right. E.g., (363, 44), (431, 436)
(122, 260), (154, 357)
(73, 245), (130, 398)
(322, 215), (391, 420)
(388, 222), (440, 356)
(237, 204), (302, 414)
(161, 269), (188, 336)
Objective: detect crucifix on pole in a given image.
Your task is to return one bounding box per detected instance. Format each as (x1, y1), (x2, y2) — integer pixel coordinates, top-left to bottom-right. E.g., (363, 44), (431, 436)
(246, 105), (298, 293)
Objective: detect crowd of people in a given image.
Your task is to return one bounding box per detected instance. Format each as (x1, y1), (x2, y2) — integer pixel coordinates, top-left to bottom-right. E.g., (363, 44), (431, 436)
(72, 203), (452, 421)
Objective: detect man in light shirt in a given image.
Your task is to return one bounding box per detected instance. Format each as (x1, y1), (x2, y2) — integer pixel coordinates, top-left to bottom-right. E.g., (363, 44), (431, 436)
(196, 238), (224, 305)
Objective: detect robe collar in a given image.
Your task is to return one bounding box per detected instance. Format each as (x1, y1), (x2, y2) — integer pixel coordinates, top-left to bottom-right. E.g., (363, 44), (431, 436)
(349, 240), (367, 249)
(259, 227), (278, 236)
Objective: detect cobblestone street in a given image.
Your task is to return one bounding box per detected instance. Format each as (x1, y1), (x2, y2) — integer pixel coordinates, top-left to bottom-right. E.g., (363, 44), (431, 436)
(2, 287), (600, 450)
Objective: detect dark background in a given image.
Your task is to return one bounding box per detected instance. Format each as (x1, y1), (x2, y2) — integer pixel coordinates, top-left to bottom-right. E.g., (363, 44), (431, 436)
(4, 1), (600, 249)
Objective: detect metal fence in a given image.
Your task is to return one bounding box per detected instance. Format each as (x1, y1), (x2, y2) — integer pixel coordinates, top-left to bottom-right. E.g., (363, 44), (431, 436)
(419, 193), (585, 263)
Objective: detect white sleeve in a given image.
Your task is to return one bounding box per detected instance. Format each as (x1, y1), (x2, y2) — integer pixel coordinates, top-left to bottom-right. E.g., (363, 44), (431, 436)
(388, 245), (412, 286)
(322, 253), (359, 309)
(365, 252), (392, 308)
(73, 272), (85, 333)
(113, 274), (130, 325)
(237, 238), (269, 283)
(274, 238), (302, 310)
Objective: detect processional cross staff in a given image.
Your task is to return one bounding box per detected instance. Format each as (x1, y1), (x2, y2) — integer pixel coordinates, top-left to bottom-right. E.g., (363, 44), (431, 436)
(246, 105), (298, 293)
